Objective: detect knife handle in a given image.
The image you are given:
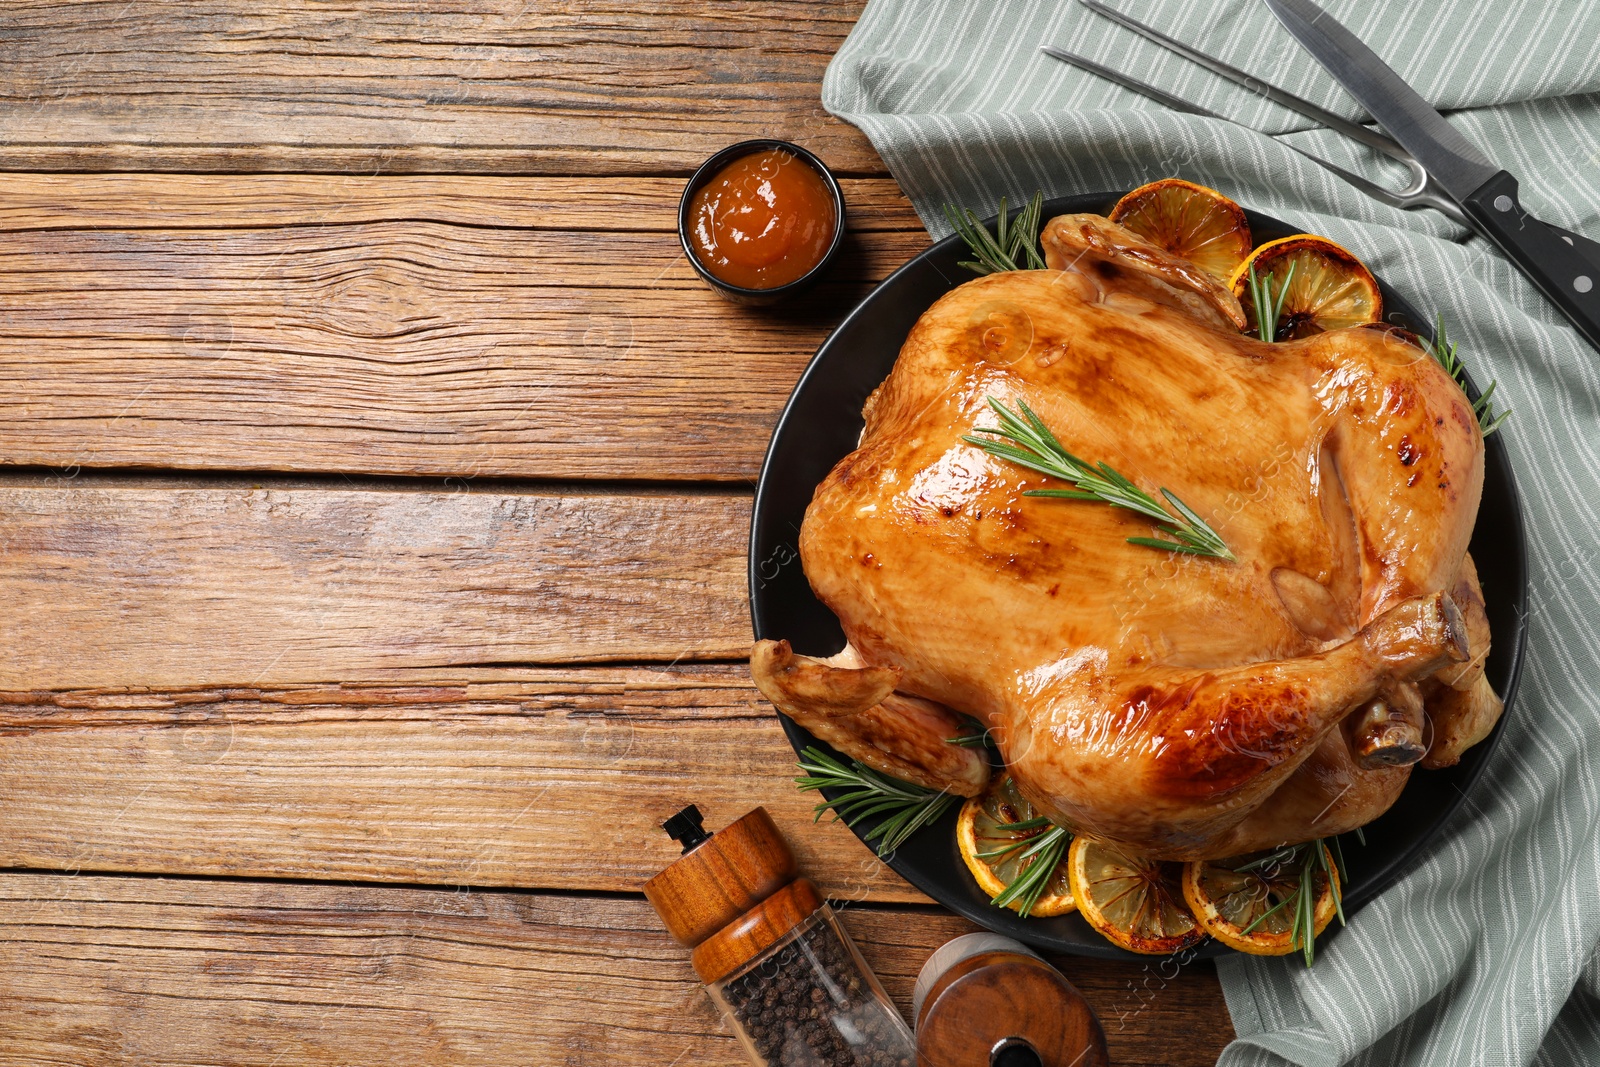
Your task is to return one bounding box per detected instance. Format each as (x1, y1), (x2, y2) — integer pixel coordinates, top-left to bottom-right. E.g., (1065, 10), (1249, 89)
(1551, 223), (1600, 273)
(1463, 171), (1600, 352)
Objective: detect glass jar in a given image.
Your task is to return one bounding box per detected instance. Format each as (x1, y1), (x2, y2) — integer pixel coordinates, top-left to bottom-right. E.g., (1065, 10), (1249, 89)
(709, 903), (916, 1067)
(644, 805), (917, 1067)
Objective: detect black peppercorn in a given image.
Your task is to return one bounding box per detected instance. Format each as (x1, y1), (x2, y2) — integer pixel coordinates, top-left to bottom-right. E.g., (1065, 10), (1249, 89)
(713, 912), (915, 1066)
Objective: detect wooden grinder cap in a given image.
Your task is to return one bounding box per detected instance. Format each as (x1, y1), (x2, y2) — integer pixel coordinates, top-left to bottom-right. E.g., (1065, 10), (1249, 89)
(691, 877), (823, 984)
(643, 805), (800, 949)
(914, 934), (1108, 1067)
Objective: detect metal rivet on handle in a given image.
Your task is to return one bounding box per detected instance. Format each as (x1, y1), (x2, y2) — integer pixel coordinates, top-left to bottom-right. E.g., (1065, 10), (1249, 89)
(1493, 195), (1513, 212)
(1577, 276), (1594, 294)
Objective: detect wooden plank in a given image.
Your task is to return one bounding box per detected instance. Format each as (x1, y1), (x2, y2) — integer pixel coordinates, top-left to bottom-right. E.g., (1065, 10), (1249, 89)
(0, 1), (883, 176)
(0, 874), (1234, 1066)
(0, 174), (921, 232)
(0, 177), (928, 482)
(0, 667), (928, 901)
(0, 484), (750, 689)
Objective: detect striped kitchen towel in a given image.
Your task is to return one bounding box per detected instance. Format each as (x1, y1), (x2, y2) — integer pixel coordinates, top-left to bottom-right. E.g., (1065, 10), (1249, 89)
(821, 1), (1600, 1064)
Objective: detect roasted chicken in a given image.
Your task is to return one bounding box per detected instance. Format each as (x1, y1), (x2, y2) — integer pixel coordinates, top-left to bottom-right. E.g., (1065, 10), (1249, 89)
(753, 213), (1501, 860)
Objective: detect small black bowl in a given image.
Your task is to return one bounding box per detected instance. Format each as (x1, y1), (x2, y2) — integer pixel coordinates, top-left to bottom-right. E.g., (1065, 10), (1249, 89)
(678, 138), (846, 306)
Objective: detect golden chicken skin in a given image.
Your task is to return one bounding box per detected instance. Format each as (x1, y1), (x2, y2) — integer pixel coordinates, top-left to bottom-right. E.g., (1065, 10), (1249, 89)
(754, 214), (1496, 861)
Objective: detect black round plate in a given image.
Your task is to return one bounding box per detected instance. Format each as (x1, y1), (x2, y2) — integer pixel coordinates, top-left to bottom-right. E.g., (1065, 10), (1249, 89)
(748, 193), (1528, 960)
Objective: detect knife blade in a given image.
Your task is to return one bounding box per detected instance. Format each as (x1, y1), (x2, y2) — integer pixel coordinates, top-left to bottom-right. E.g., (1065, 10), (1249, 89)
(1265, 0), (1600, 352)
(1263, 0), (1493, 199)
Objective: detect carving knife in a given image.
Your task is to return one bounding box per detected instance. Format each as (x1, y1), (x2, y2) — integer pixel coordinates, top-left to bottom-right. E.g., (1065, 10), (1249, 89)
(1265, 0), (1600, 351)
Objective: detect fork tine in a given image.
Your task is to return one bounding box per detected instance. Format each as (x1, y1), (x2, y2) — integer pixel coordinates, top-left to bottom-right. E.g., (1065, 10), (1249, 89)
(1038, 45), (1469, 225)
(1076, 0), (1412, 164)
(1039, 46), (1223, 118)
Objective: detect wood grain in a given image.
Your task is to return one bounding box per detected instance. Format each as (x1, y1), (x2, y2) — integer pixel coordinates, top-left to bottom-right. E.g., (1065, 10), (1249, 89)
(0, 485), (750, 689)
(0, 176), (928, 482)
(644, 807), (801, 947)
(0, 874), (1234, 1066)
(0, 0), (1240, 1053)
(0, 174), (921, 232)
(916, 950), (1110, 1067)
(0, 667), (926, 901)
(0, 0), (883, 176)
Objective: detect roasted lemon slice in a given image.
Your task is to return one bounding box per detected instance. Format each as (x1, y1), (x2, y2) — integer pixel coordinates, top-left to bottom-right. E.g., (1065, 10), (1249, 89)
(1182, 844), (1341, 958)
(956, 775), (1075, 917)
(1229, 234), (1383, 340)
(1108, 178), (1254, 282)
(1067, 837), (1205, 954)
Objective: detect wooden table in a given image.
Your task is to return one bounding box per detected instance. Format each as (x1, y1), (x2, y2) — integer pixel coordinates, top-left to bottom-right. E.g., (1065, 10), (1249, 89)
(0, 3), (1235, 1062)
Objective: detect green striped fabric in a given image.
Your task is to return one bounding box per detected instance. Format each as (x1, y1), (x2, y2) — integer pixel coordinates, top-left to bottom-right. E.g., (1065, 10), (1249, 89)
(821, 1), (1600, 1063)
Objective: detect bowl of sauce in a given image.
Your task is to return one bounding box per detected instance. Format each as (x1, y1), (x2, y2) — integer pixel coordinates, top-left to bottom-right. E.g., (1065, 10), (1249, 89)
(680, 140), (844, 304)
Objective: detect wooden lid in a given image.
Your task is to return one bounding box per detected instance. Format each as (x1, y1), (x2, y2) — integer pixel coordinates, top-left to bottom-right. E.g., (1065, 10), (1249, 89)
(690, 877), (823, 983)
(916, 948), (1108, 1067)
(642, 806), (797, 947)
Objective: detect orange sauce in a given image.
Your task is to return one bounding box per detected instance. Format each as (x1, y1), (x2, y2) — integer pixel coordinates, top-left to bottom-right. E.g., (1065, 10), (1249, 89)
(687, 148), (837, 290)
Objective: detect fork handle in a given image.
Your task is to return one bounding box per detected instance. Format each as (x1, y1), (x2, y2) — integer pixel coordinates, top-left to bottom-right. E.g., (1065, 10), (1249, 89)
(1463, 171), (1600, 353)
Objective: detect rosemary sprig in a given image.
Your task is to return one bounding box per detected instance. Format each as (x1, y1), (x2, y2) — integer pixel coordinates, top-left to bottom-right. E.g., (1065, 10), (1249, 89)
(1420, 314), (1510, 436)
(795, 746), (958, 857)
(989, 824), (1072, 918)
(946, 722), (998, 748)
(1245, 262), (1298, 342)
(942, 191), (1048, 275)
(963, 396), (1235, 561)
(1235, 836), (1348, 967)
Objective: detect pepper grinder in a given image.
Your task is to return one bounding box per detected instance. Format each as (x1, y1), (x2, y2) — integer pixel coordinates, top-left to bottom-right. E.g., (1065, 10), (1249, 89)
(644, 804), (918, 1067)
(913, 933), (1109, 1067)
